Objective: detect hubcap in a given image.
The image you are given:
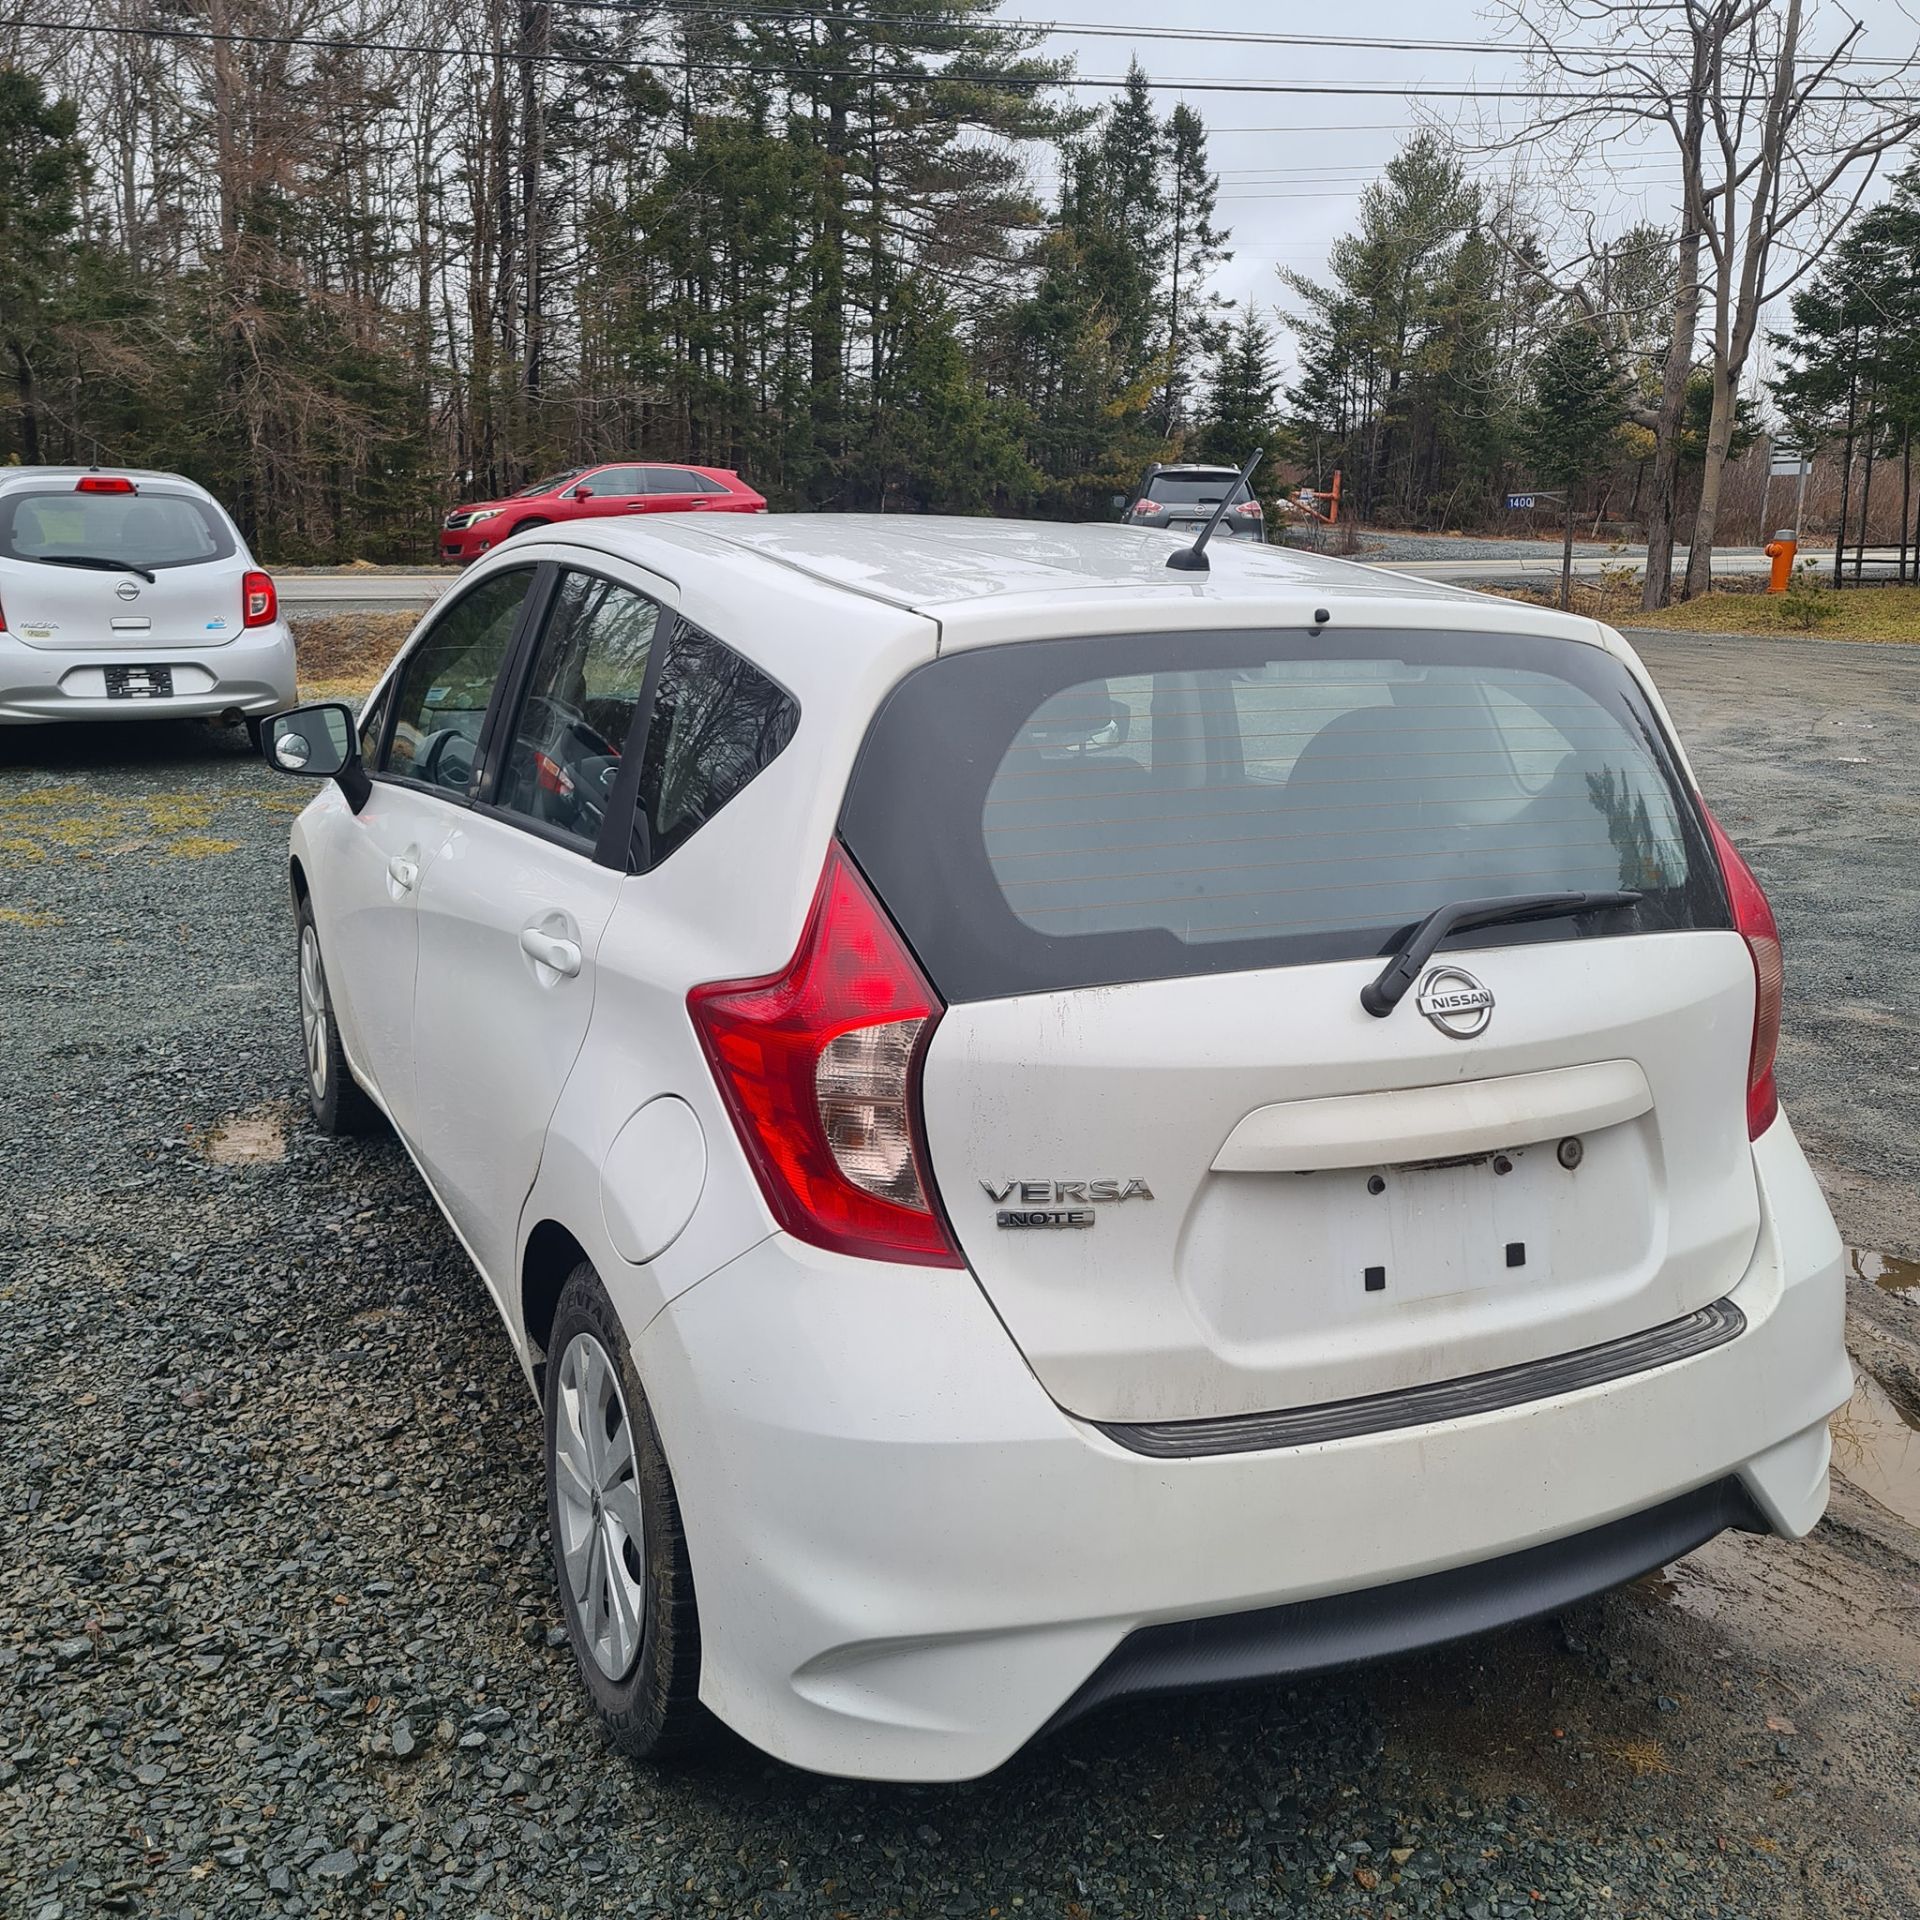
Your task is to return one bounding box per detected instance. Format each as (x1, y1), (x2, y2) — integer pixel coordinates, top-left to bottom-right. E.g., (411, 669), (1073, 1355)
(298, 924), (329, 1101)
(553, 1331), (647, 1680)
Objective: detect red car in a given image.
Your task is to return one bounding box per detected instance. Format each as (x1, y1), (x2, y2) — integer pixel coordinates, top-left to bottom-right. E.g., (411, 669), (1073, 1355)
(440, 461), (766, 563)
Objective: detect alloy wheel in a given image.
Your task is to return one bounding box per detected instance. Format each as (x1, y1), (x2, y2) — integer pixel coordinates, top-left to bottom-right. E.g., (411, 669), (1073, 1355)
(298, 923), (329, 1102)
(553, 1331), (648, 1680)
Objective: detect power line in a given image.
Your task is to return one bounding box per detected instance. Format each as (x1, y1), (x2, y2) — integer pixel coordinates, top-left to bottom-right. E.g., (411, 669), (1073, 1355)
(12, 15), (1908, 102)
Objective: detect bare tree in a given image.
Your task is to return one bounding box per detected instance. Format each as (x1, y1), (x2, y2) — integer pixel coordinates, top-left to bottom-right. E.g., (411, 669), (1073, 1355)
(1495, 0), (1920, 605)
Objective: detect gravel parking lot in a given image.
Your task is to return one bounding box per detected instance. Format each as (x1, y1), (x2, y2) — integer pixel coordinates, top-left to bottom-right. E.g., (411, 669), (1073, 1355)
(4, 632), (1920, 1920)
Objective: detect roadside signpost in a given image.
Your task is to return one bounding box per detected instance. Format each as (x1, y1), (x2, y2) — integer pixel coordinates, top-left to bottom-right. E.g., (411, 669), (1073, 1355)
(1766, 440), (1812, 541)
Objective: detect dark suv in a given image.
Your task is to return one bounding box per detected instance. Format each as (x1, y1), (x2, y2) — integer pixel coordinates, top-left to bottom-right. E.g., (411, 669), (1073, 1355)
(1122, 464), (1265, 542)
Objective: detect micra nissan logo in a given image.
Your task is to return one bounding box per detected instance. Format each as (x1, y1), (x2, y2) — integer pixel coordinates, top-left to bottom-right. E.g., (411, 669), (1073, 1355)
(982, 1179), (1154, 1230)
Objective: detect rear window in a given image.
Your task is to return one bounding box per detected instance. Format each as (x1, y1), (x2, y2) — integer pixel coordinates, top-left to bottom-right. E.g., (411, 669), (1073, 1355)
(0, 490), (235, 570)
(1143, 473), (1251, 506)
(840, 629), (1728, 1003)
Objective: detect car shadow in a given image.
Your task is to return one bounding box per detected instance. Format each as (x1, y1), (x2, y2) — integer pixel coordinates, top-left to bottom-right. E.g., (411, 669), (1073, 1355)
(0, 717), (257, 774)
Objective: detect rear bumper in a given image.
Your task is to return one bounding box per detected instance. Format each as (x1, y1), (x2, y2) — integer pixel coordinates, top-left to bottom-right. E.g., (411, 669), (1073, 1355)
(0, 622), (297, 724)
(632, 1110), (1848, 1782)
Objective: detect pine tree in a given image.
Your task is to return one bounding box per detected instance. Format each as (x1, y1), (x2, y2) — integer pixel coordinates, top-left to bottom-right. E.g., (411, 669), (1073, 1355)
(1521, 320), (1628, 608)
(0, 68), (87, 464)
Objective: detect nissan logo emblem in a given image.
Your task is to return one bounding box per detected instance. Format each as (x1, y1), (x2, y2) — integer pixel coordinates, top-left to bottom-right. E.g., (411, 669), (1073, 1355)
(1416, 965), (1494, 1039)
(115, 578), (141, 602)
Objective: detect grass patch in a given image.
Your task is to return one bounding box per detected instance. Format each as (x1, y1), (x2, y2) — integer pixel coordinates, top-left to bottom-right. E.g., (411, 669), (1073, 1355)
(292, 611), (417, 703)
(0, 783), (251, 866)
(1627, 581), (1920, 641)
(1482, 573), (1920, 641)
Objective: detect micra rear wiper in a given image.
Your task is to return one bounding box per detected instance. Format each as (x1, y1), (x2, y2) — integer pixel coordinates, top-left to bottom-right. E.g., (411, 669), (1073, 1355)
(36, 554), (158, 584)
(1360, 889), (1643, 1018)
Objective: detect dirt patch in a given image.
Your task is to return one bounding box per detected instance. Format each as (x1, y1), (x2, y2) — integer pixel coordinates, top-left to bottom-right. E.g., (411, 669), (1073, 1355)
(204, 1106), (288, 1165)
(292, 611), (416, 703)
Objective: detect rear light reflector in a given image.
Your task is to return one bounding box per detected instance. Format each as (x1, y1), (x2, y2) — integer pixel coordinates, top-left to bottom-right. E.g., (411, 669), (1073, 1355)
(242, 570), (277, 627)
(76, 475), (136, 494)
(688, 846), (962, 1266)
(1700, 800), (1782, 1138)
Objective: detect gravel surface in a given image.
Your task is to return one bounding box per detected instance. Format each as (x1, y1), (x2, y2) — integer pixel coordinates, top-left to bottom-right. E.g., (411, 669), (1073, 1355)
(5, 656), (1920, 1920)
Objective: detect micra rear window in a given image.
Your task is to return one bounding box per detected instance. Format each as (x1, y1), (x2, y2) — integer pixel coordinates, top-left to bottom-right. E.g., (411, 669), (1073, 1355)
(839, 629), (1730, 1003)
(0, 490), (236, 570)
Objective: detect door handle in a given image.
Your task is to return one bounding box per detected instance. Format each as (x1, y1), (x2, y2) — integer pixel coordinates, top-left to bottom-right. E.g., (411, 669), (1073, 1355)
(520, 925), (582, 978)
(386, 855), (419, 895)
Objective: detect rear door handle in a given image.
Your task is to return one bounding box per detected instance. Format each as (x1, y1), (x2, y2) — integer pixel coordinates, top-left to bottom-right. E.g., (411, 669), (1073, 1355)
(520, 925), (582, 978)
(386, 854), (419, 895)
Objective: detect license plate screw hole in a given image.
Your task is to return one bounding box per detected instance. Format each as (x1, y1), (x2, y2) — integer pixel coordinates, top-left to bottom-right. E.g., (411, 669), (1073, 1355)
(1557, 1136), (1584, 1170)
(1492, 1153), (1514, 1176)
(1367, 1173), (1386, 1196)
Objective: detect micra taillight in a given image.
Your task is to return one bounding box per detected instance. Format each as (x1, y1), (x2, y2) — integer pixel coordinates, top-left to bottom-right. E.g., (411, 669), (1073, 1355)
(1699, 799), (1782, 1138)
(688, 845), (962, 1267)
(242, 570), (277, 627)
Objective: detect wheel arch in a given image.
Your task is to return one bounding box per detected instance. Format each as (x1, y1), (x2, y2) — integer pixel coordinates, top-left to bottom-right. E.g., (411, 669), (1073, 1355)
(522, 1217), (591, 1395)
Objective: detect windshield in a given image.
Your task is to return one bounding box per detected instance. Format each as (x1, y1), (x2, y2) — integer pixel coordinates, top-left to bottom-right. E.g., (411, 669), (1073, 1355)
(0, 490), (235, 571)
(841, 628), (1727, 1002)
(516, 469), (585, 498)
(1143, 473), (1252, 507)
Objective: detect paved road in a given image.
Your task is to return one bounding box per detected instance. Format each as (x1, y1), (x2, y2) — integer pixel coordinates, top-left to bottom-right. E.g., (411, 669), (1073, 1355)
(276, 547), (1909, 613)
(5, 634), (1920, 1917)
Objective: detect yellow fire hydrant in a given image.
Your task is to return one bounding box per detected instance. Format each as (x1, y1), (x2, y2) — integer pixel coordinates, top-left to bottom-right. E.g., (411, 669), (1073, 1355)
(1765, 530), (1798, 593)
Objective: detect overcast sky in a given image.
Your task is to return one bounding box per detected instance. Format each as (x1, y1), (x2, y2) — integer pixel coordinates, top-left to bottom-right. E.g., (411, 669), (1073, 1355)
(1004, 0), (1920, 390)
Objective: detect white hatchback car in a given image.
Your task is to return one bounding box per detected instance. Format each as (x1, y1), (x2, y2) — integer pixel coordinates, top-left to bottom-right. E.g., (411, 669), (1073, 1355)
(0, 467), (294, 736)
(266, 516), (1848, 1783)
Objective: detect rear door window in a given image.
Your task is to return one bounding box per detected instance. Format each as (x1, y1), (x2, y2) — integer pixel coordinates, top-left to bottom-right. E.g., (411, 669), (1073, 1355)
(0, 491), (236, 569)
(840, 630), (1727, 1003)
(492, 569), (661, 849)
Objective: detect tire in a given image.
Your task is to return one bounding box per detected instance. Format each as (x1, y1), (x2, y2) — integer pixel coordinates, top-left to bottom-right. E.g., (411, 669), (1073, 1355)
(545, 1262), (704, 1761)
(295, 895), (378, 1135)
(244, 716), (266, 755)
(508, 516), (551, 540)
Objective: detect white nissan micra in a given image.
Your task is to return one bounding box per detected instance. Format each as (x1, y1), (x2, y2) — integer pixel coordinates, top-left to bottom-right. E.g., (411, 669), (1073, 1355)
(0, 467), (294, 736)
(266, 515), (1848, 1783)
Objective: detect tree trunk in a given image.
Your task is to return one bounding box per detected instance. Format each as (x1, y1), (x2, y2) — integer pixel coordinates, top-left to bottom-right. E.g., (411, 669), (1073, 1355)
(1832, 357), (1857, 587)
(1683, 358), (1741, 598)
(10, 340), (40, 464)
(1854, 387), (1877, 584)
(1561, 489), (1575, 610)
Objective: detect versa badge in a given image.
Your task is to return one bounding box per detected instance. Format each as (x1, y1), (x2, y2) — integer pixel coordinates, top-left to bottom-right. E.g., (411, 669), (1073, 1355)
(983, 1178), (1154, 1230)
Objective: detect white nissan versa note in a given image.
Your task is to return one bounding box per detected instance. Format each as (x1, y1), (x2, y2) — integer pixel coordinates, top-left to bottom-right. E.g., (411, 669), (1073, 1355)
(0, 468), (294, 735)
(265, 515), (1849, 1783)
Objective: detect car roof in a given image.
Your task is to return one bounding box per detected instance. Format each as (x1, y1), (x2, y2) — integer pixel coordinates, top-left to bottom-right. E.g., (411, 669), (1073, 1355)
(0, 465), (211, 493)
(547, 513), (1611, 655)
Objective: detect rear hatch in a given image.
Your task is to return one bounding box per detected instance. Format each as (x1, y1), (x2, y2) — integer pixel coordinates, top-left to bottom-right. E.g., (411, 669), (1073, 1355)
(842, 626), (1759, 1426)
(1134, 471), (1262, 538)
(0, 482), (247, 649)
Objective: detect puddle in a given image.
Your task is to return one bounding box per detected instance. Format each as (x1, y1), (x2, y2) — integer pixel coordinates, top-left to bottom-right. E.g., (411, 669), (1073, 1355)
(1849, 1246), (1920, 1293)
(206, 1109), (287, 1165)
(1831, 1367), (1920, 1529)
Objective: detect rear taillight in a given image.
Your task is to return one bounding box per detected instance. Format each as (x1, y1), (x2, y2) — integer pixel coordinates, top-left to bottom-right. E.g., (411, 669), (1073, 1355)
(1130, 500), (1165, 516)
(1233, 501), (1263, 517)
(242, 570), (277, 627)
(688, 846), (961, 1267)
(1700, 800), (1782, 1138)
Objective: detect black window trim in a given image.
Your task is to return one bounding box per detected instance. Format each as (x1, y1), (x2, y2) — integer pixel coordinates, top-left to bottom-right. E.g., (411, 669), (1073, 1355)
(466, 558), (677, 871)
(369, 561), (550, 809)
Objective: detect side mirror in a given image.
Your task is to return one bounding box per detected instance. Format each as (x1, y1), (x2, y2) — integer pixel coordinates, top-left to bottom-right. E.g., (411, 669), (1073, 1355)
(264, 703), (370, 811)
(571, 484), (594, 500)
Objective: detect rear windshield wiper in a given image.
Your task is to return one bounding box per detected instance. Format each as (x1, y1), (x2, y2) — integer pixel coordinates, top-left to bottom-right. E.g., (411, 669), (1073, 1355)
(1361, 889), (1643, 1018)
(32, 554), (158, 584)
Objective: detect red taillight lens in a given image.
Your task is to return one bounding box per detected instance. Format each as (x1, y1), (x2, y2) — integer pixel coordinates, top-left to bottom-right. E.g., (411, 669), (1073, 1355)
(1233, 500), (1263, 517)
(76, 475), (136, 494)
(1700, 800), (1782, 1138)
(242, 570), (277, 627)
(688, 846), (962, 1267)
(1130, 500), (1164, 516)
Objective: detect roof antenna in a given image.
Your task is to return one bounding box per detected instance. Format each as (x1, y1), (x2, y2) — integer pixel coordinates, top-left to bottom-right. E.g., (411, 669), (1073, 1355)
(1165, 449), (1262, 573)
